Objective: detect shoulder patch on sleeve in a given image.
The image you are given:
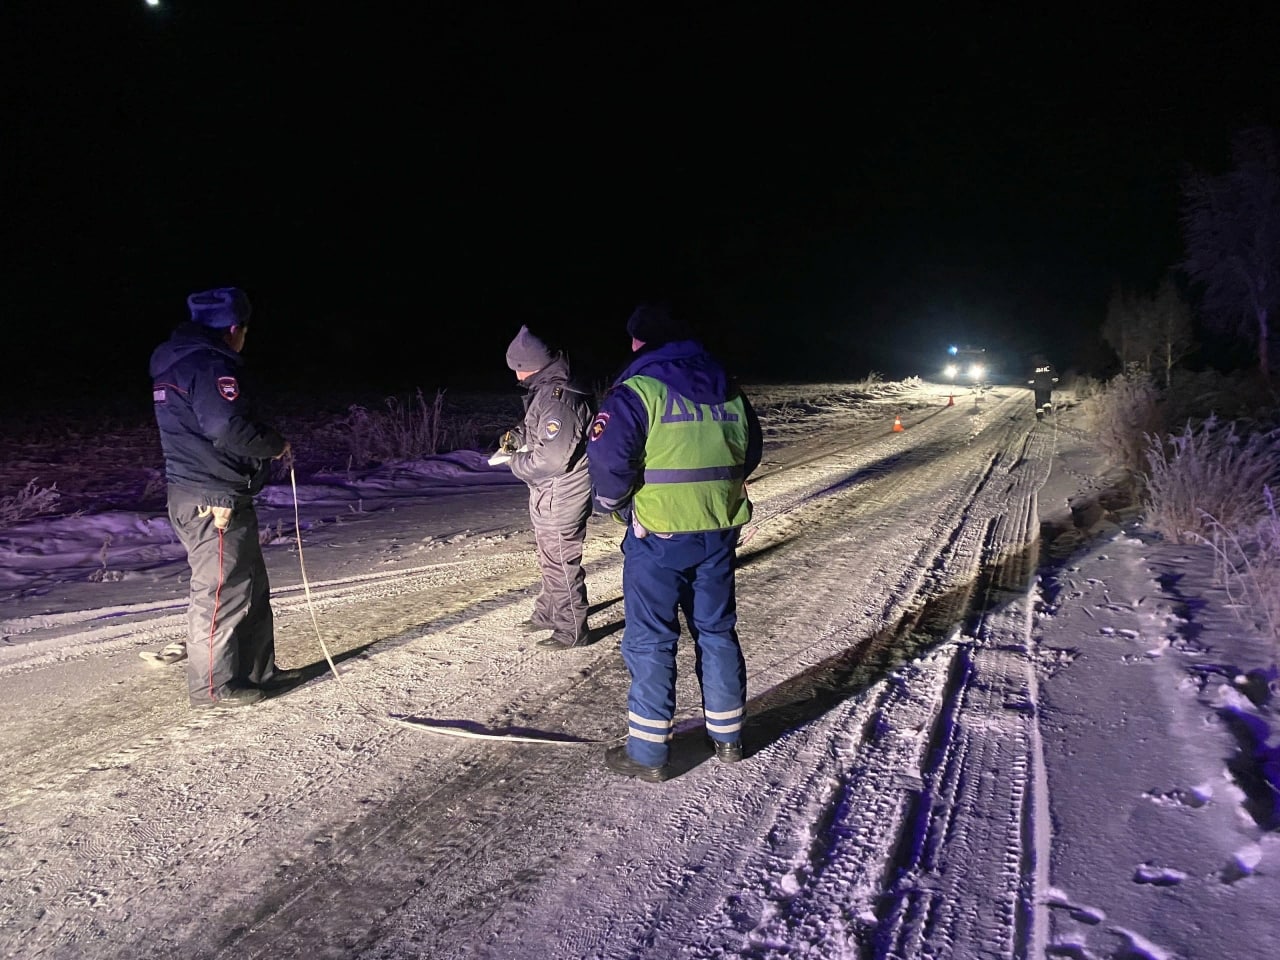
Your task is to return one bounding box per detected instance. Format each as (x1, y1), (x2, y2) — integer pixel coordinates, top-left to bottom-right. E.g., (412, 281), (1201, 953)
(544, 418), (562, 439)
(589, 410), (610, 441)
(216, 376), (240, 401)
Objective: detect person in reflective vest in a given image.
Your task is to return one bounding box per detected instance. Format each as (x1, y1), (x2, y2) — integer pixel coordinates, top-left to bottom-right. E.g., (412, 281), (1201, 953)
(587, 302), (763, 781)
(1029, 354), (1059, 419)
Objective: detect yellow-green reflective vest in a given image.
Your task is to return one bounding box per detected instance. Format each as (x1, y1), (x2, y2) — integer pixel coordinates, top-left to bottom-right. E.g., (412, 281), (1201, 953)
(623, 374), (753, 533)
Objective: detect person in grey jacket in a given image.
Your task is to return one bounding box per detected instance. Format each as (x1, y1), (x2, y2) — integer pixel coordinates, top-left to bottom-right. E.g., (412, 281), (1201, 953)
(150, 287), (298, 707)
(498, 325), (595, 648)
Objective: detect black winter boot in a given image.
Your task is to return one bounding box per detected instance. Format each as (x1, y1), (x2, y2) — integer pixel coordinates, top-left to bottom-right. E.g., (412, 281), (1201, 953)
(708, 738), (743, 763)
(537, 631), (589, 649)
(259, 667), (305, 690)
(605, 745), (671, 782)
(211, 686), (264, 708)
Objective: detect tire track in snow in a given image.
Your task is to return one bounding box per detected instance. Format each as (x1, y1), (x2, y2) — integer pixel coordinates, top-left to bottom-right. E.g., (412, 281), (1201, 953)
(669, 409), (1031, 957)
(872, 420), (1056, 959)
(0, 528), (627, 673)
(0, 530), (632, 808)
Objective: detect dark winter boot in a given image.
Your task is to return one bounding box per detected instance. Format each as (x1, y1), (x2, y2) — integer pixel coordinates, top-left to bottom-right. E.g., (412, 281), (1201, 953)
(537, 630), (589, 649)
(710, 739), (743, 764)
(212, 686), (265, 708)
(259, 667), (306, 690)
(605, 745), (671, 782)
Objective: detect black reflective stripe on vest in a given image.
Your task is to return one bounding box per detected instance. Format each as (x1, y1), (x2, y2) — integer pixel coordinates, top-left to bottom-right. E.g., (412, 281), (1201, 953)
(642, 465), (745, 484)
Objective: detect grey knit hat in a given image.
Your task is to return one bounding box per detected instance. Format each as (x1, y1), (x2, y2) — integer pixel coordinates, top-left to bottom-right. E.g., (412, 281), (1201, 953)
(505, 325), (554, 372)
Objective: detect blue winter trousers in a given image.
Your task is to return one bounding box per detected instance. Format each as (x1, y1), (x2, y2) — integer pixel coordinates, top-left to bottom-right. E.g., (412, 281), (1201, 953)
(620, 525), (747, 766)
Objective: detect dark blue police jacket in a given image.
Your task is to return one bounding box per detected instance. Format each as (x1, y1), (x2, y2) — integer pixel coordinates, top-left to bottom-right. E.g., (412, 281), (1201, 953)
(150, 322), (285, 507)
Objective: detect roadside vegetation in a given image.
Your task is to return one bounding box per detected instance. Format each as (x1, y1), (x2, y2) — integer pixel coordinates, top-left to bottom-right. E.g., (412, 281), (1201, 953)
(1084, 126), (1280, 659)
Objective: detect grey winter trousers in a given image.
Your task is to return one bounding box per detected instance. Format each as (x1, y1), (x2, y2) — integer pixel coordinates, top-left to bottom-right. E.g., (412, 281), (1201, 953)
(168, 489), (277, 705)
(528, 468), (593, 645)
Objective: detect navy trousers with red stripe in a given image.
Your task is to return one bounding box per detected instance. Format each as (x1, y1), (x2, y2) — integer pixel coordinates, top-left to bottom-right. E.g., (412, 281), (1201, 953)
(620, 525), (747, 767)
(168, 489), (277, 705)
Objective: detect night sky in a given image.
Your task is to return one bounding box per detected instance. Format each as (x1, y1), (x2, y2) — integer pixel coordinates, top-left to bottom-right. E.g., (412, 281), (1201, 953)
(8, 3), (1280, 408)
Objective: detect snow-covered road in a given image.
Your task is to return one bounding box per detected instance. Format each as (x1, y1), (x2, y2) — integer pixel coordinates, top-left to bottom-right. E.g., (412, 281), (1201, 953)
(1, 382), (1228, 959)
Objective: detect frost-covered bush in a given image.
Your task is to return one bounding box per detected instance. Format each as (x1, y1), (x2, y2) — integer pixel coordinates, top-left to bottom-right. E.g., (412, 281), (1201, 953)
(1144, 415), (1280, 656)
(0, 479), (61, 526)
(1144, 416), (1280, 542)
(333, 388), (488, 467)
(1086, 368), (1163, 476)
(337, 388), (449, 466)
(1199, 486), (1280, 656)
(1072, 375), (1102, 400)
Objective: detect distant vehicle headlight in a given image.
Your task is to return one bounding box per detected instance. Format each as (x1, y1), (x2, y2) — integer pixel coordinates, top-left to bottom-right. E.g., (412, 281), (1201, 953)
(944, 363), (959, 378)
(968, 363), (985, 380)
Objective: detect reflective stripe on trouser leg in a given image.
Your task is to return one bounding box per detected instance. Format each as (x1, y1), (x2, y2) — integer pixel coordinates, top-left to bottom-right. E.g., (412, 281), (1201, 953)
(620, 531), (684, 766)
(688, 532), (747, 742)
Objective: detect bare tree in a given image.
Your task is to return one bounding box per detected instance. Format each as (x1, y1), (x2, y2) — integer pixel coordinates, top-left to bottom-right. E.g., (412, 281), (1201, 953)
(1181, 126), (1280, 379)
(1152, 274), (1195, 387)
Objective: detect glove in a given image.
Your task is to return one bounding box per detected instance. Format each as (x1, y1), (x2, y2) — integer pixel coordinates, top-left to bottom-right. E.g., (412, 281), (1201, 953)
(198, 505), (233, 530)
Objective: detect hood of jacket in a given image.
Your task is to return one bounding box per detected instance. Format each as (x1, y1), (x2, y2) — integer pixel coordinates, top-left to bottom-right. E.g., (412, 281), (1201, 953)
(614, 339), (732, 405)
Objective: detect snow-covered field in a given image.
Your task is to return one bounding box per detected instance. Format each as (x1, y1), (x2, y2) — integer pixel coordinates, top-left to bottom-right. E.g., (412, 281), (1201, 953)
(0, 379), (1276, 960)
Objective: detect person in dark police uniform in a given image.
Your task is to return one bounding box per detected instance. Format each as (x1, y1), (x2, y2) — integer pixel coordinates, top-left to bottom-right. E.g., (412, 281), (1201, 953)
(150, 287), (297, 708)
(496, 325), (596, 649)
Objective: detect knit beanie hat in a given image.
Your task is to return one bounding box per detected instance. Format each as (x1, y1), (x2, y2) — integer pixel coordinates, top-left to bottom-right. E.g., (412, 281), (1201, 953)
(188, 287), (252, 329)
(626, 302), (691, 345)
(505, 325), (555, 372)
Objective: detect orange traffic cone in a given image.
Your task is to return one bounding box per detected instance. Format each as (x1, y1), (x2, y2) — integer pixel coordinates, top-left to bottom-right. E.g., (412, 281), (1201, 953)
(946, 393), (954, 407)
(892, 416), (904, 433)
